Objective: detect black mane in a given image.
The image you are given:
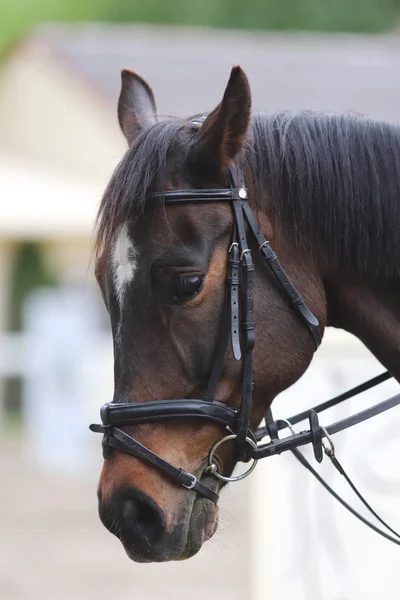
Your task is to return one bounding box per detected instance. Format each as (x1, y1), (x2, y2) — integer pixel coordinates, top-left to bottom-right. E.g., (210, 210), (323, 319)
(96, 111), (400, 278)
(95, 118), (188, 254)
(249, 111), (400, 278)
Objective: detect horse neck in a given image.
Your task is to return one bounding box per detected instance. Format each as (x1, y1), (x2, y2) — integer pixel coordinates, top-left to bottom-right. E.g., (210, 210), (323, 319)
(325, 273), (400, 381)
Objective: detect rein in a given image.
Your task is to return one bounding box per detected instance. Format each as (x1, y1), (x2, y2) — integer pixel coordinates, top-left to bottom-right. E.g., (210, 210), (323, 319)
(90, 166), (400, 545)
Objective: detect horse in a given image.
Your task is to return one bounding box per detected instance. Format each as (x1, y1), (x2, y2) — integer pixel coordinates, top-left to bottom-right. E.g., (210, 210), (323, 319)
(91, 66), (400, 562)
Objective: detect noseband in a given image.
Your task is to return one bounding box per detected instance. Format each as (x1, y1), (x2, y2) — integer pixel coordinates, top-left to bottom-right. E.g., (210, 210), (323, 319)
(90, 166), (400, 545)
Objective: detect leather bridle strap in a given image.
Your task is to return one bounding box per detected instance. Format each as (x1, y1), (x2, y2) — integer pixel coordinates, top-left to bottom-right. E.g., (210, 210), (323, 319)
(95, 399), (239, 429)
(250, 391), (400, 459)
(264, 391), (400, 546)
(328, 452), (400, 539)
(204, 234), (240, 402)
(231, 189), (255, 444)
(152, 189), (234, 203)
(255, 370), (393, 441)
(228, 235), (241, 361)
(89, 424), (219, 503)
(291, 447), (400, 546)
(152, 169), (321, 352)
(241, 201), (322, 348)
(286, 370), (392, 427)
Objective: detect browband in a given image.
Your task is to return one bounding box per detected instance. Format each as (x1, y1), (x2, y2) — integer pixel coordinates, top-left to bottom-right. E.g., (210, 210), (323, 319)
(152, 188), (249, 203)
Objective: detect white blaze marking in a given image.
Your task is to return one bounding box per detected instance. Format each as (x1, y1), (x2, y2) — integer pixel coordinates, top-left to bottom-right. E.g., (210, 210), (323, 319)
(112, 223), (137, 307)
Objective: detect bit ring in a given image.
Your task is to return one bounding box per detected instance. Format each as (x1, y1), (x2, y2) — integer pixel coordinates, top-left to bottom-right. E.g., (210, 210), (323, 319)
(207, 434), (258, 482)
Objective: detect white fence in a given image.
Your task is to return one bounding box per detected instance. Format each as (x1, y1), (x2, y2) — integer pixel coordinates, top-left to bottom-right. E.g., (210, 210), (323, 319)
(1, 286), (399, 598)
(250, 330), (400, 600)
(0, 285), (113, 474)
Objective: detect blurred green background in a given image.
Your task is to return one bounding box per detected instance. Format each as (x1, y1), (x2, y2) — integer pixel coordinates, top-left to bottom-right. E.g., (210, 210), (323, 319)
(2, 0), (400, 56)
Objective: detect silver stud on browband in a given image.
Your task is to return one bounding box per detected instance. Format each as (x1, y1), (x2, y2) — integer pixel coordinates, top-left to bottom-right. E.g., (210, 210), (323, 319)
(238, 188), (247, 199)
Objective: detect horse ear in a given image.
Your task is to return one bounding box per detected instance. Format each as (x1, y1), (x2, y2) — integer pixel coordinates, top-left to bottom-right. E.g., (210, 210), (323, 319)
(195, 66), (251, 169)
(118, 69), (157, 146)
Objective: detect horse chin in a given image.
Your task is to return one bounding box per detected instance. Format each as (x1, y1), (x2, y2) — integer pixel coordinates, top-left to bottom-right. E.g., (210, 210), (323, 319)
(177, 498), (219, 561)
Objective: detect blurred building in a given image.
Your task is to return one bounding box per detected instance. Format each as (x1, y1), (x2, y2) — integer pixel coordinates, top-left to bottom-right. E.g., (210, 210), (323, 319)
(2, 24), (400, 340)
(0, 24), (400, 600)
(2, 24), (400, 341)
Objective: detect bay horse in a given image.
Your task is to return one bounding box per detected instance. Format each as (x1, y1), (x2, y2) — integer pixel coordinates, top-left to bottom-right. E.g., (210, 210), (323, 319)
(92, 66), (400, 562)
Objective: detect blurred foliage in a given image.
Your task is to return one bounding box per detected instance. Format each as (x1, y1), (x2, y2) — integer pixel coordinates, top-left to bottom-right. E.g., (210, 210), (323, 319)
(7, 243), (56, 332)
(105, 0), (400, 32)
(1, 0), (400, 57)
(0, 0), (103, 53)
(5, 243), (56, 416)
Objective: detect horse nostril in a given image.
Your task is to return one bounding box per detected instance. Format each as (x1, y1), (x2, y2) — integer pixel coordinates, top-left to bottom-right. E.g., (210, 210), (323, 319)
(122, 498), (135, 520)
(116, 488), (165, 548)
(123, 497), (160, 531)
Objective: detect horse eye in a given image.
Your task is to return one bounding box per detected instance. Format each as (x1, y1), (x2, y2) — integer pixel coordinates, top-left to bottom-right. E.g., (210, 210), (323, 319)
(172, 274), (204, 302)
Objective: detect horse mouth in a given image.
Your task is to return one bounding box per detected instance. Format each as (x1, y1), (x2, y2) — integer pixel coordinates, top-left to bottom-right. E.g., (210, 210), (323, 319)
(178, 497), (219, 560)
(99, 465), (221, 563)
(118, 496), (219, 563)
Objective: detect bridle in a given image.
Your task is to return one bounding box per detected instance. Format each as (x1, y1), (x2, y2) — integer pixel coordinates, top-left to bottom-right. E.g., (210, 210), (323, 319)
(90, 164), (321, 499)
(90, 164), (400, 545)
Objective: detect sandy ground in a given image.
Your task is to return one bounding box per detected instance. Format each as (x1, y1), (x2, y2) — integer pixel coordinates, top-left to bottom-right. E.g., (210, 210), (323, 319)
(0, 434), (251, 600)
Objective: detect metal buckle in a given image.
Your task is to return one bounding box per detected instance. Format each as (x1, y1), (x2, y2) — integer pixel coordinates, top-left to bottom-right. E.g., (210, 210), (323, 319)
(182, 473), (197, 489)
(321, 427), (335, 458)
(259, 240), (270, 250)
(207, 434), (258, 482)
(279, 418), (296, 435)
(280, 419), (335, 460)
(240, 248), (251, 260)
(228, 242), (239, 253)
